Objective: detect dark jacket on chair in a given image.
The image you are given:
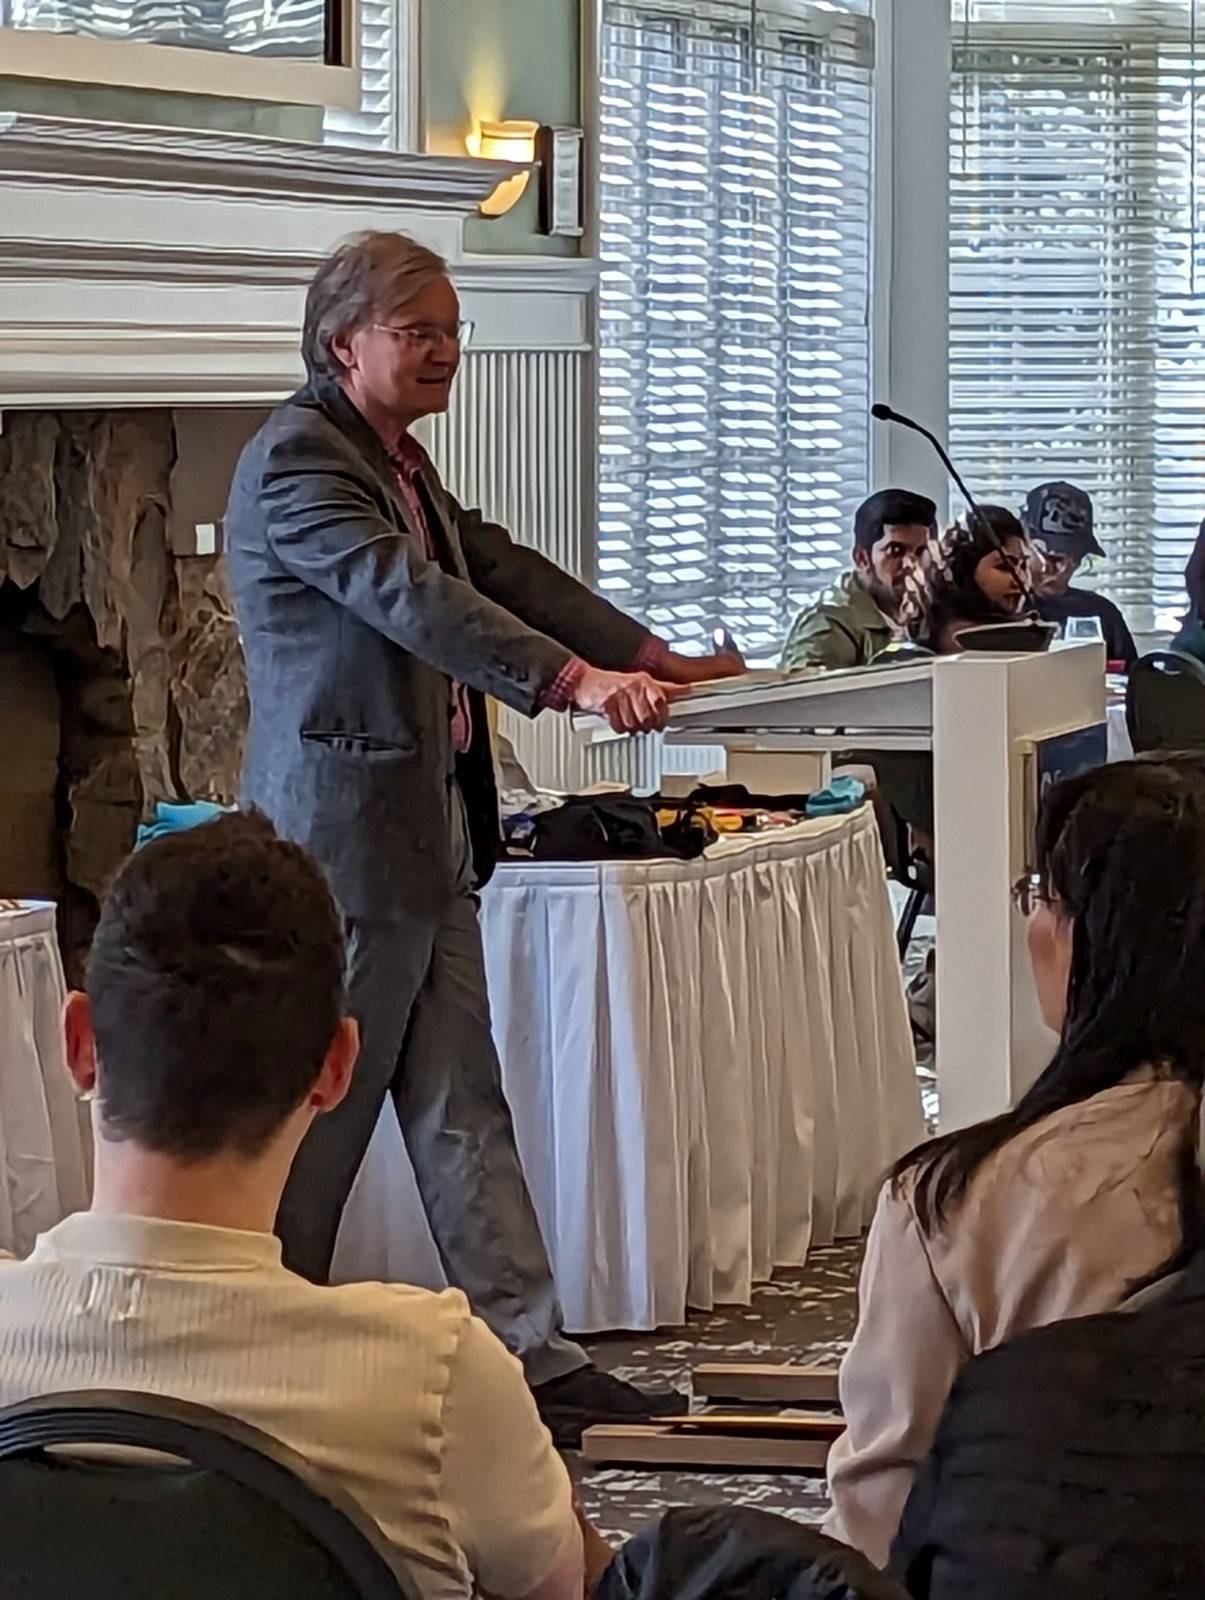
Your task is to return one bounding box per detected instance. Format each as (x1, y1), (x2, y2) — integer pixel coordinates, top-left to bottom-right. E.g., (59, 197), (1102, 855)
(893, 1250), (1205, 1600)
(226, 377), (653, 922)
(598, 1507), (907, 1600)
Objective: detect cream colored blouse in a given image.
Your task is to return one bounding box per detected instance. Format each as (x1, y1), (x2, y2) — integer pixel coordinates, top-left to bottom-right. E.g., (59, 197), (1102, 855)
(824, 1074), (1197, 1569)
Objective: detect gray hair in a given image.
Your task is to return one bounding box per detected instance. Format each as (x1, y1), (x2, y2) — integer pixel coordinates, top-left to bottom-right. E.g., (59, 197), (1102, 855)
(301, 230), (449, 381)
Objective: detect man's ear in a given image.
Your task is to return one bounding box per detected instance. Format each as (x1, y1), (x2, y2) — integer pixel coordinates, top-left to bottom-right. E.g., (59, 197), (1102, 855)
(63, 992), (98, 1098)
(852, 547), (871, 573)
(329, 327), (360, 375)
(309, 1017), (359, 1115)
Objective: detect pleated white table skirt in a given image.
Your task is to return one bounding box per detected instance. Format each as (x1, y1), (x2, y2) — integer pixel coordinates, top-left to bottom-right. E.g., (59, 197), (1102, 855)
(335, 806), (923, 1332)
(0, 904), (90, 1257)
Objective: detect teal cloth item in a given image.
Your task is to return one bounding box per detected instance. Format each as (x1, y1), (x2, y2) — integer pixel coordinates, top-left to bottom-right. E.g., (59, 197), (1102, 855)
(805, 775), (865, 818)
(135, 800), (233, 850)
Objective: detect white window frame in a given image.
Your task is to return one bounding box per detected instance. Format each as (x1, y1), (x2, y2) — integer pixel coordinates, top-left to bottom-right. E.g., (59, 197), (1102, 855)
(581, 0), (1195, 640)
(324, 0), (420, 150)
(948, 0), (1203, 636)
(871, 0), (954, 518)
(0, 0), (420, 153)
(587, 0), (880, 657)
(0, 1), (362, 107)
(377, 0), (421, 153)
(582, 0), (950, 600)
(398, 0), (420, 151)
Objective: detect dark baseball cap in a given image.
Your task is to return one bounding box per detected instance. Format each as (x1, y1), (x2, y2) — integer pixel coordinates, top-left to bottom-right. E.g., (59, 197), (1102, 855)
(1021, 481), (1103, 558)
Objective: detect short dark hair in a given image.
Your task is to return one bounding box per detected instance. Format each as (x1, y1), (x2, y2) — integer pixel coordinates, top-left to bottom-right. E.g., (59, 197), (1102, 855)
(853, 489), (938, 555)
(301, 230), (448, 381)
(86, 813), (346, 1160)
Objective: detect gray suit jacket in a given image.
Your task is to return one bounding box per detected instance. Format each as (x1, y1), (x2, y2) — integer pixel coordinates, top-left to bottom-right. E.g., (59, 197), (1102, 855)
(226, 377), (653, 923)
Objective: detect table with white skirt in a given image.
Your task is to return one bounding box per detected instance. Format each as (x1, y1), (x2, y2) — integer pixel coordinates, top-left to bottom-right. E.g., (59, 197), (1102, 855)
(0, 903), (90, 1258)
(335, 805), (923, 1332)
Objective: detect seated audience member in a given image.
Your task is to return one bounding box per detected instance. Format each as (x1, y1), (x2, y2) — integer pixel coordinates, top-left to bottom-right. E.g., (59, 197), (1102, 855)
(0, 814), (586, 1600)
(894, 1193), (1205, 1595)
(825, 758), (1205, 1568)
(1171, 516), (1205, 663)
(909, 507), (1032, 654)
(781, 489), (937, 671)
(1022, 480), (1138, 667)
(873, 506), (1034, 863)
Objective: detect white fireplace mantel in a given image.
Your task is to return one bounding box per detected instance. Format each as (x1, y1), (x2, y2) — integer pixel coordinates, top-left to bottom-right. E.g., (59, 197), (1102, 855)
(0, 114), (597, 407)
(0, 114), (601, 792)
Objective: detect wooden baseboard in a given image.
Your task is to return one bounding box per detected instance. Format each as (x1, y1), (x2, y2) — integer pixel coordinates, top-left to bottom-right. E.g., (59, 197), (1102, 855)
(692, 1364), (841, 1406)
(581, 1415), (838, 1473)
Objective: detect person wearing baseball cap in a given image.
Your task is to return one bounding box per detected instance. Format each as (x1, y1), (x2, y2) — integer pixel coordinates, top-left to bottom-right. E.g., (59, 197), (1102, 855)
(1022, 480), (1137, 668)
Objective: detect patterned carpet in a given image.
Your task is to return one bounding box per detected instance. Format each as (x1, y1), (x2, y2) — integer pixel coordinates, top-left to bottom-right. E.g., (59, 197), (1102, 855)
(573, 1243), (862, 1544)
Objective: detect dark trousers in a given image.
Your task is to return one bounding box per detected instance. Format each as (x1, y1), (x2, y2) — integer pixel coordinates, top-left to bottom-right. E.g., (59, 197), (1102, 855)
(276, 890), (586, 1387)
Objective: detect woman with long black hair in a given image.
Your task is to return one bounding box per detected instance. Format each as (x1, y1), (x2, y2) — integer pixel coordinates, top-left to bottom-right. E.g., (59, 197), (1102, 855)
(904, 505), (1034, 653)
(824, 757), (1205, 1568)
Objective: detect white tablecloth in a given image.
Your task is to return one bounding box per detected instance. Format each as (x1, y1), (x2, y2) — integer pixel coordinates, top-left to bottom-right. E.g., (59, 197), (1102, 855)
(335, 806), (923, 1332)
(0, 904), (90, 1256)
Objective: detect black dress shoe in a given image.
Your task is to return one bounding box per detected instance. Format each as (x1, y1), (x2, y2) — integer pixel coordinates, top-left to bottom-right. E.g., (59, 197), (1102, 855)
(535, 1363), (688, 1450)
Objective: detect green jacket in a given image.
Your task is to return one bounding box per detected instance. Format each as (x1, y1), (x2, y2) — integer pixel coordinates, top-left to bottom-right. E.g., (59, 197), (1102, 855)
(780, 570), (895, 671)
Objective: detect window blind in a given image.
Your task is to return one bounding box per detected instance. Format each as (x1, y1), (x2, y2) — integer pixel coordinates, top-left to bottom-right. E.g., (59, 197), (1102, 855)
(950, 0), (1205, 634)
(597, 0), (874, 663)
(323, 0), (398, 148)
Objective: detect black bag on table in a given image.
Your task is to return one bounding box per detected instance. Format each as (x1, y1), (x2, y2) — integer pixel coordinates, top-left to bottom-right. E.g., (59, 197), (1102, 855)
(524, 796), (712, 863)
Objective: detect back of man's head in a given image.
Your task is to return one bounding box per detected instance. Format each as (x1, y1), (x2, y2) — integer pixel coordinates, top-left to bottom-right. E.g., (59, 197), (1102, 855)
(854, 489), (938, 555)
(86, 812), (346, 1160)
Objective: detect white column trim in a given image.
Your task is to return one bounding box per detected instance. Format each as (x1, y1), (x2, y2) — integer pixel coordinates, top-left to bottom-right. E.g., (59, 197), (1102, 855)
(870, 0), (895, 492)
(580, 0), (604, 592)
(871, 0), (953, 515)
(400, 0), (422, 152)
(421, 347), (593, 791)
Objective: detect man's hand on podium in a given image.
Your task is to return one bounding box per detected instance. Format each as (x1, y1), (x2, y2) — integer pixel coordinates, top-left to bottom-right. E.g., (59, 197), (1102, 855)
(574, 666), (688, 734)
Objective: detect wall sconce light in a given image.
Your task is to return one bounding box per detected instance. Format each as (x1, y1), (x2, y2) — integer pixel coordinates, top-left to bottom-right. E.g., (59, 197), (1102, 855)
(467, 119), (539, 217)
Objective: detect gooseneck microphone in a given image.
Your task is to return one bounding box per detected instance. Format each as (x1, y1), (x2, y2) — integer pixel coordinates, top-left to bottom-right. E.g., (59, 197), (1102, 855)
(870, 396), (998, 553)
(869, 403), (990, 538)
(871, 403), (1035, 609)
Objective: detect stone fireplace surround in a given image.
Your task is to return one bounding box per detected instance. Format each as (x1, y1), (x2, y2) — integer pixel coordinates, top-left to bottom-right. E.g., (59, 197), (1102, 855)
(0, 114), (597, 973)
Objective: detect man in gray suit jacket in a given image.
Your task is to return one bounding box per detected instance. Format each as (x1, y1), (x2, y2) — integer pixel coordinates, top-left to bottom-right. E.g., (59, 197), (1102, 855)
(226, 231), (742, 1445)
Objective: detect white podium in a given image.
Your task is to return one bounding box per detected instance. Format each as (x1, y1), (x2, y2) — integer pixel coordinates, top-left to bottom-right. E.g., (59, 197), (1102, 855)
(582, 646), (1105, 1130)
